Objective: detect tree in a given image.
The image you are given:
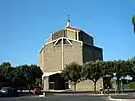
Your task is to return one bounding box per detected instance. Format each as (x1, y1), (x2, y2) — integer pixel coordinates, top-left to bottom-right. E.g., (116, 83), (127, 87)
(11, 64), (43, 90)
(129, 57), (135, 72)
(11, 66), (28, 88)
(109, 60), (133, 92)
(0, 62), (13, 87)
(100, 61), (113, 77)
(132, 15), (135, 24)
(61, 62), (82, 94)
(0, 62), (11, 68)
(132, 15), (135, 33)
(112, 60), (132, 75)
(130, 57), (135, 61)
(0, 62), (12, 76)
(35, 78), (42, 87)
(0, 62), (43, 89)
(82, 60), (102, 93)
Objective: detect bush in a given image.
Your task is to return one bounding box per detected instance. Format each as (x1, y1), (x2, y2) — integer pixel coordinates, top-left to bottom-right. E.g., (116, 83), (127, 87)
(129, 82), (135, 89)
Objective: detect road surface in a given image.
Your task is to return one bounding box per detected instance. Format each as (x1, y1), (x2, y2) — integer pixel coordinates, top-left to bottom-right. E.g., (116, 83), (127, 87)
(0, 95), (108, 101)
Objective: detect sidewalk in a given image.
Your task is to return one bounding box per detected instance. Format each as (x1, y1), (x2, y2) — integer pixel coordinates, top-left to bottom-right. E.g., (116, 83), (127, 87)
(108, 95), (135, 101)
(54, 93), (128, 96)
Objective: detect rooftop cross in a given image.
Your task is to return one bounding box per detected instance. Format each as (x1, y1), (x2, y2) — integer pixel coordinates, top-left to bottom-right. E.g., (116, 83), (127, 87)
(66, 15), (71, 27)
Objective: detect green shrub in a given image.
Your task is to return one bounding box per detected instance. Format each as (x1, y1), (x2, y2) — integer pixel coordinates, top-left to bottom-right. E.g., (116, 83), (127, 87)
(129, 82), (135, 89)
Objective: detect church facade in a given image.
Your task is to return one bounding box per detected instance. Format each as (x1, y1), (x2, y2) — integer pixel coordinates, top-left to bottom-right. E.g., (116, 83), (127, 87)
(39, 20), (103, 91)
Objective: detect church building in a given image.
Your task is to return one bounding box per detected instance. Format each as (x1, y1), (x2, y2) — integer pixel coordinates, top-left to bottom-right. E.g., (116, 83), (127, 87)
(39, 19), (103, 91)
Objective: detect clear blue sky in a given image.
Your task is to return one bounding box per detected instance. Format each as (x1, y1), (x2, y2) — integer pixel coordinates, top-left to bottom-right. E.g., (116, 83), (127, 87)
(0, 0), (135, 66)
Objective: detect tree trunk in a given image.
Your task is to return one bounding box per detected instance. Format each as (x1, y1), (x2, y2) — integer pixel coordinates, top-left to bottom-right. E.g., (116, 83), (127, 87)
(94, 81), (96, 93)
(73, 83), (76, 94)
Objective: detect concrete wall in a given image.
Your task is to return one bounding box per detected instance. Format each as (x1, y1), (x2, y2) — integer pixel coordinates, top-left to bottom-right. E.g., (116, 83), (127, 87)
(83, 44), (94, 63)
(63, 41), (83, 66)
(93, 46), (103, 60)
(70, 78), (103, 91)
(40, 40), (83, 73)
(52, 30), (65, 40)
(79, 31), (93, 45)
(41, 43), (62, 72)
(39, 47), (45, 72)
(40, 39), (103, 73)
(82, 43), (103, 63)
(66, 30), (76, 40)
(52, 29), (78, 41)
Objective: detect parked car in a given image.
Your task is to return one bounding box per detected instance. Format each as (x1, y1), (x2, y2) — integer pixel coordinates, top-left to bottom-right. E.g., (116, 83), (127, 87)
(32, 87), (41, 95)
(0, 87), (18, 97)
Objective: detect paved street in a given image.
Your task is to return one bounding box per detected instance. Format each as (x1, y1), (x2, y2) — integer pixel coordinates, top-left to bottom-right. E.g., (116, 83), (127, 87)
(0, 95), (108, 101)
